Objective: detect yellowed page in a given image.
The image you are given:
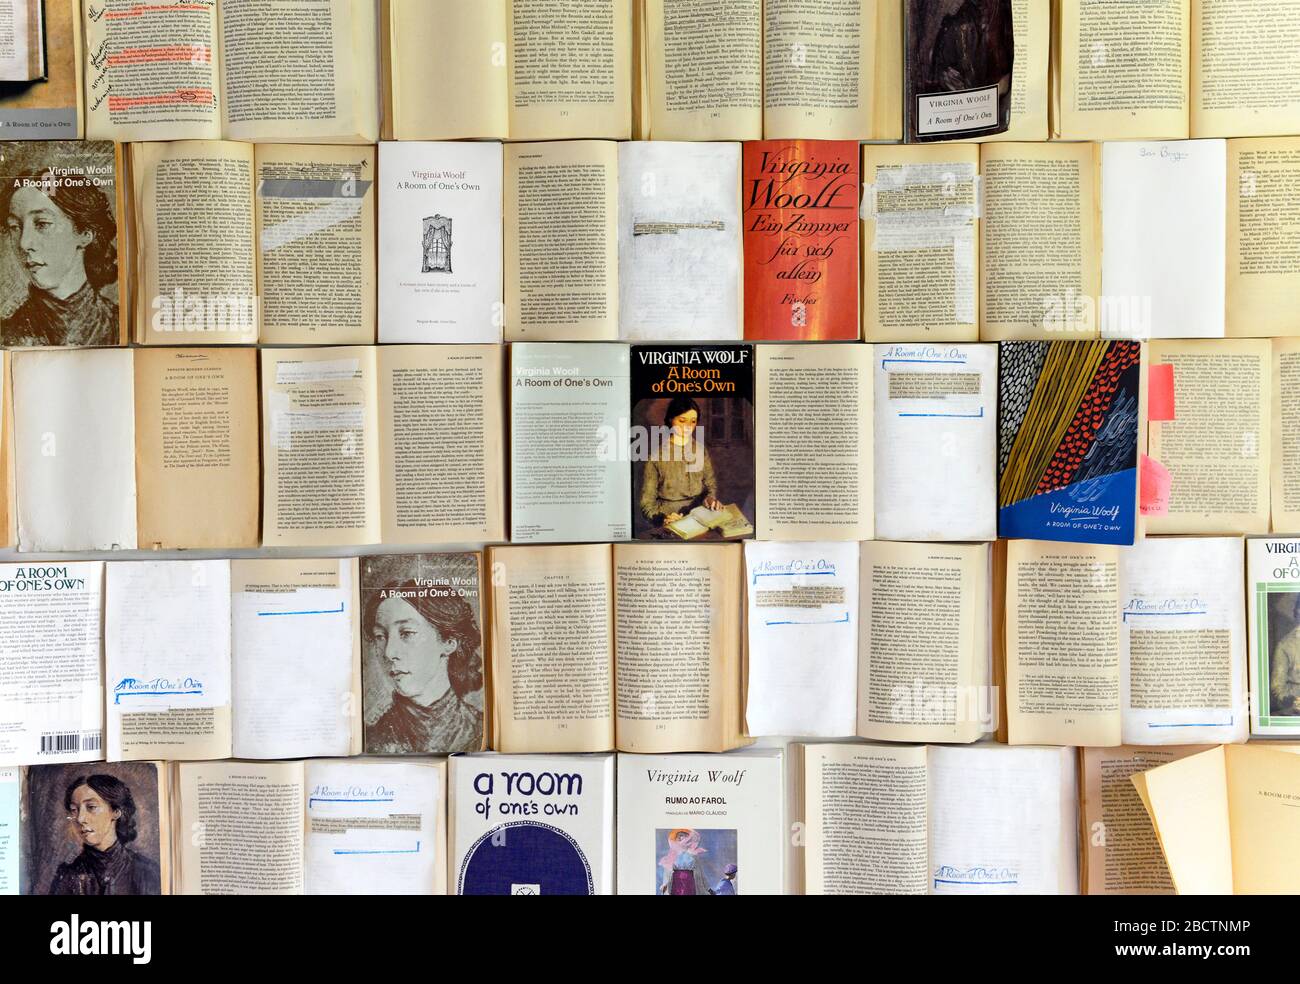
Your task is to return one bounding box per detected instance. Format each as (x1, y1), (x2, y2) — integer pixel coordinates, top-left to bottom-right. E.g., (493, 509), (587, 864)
(962, 0), (1050, 142)
(260, 346), (381, 548)
(1225, 743), (1300, 893)
(134, 348), (260, 550)
(1191, 0), (1300, 138)
(871, 0), (902, 140)
(762, 0), (876, 138)
(176, 760), (305, 895)
(132, 140), (258, 345)
(1056, 0), (1189, 140)
(377, 345), (505, 544)
(980, 141), (1100, 340)
(862, 143), (980, 342)
(1146, 338), (1269, 535)
(507, 0), (632, 140)
(0, 351), (11, 547)
(756, 343), (873, 540)
(488, 544), (616, 754)
(643, 0), (762, 140)
(1131, 745), (1233, 894)
(612, 542), (746, 753)
(505, 140), (619, 341)
(385, 0), (508, 139)
(1226, 137), (1300, 337)
(1005, 538), (1121, 747)
(1272, 337), (1300, 531)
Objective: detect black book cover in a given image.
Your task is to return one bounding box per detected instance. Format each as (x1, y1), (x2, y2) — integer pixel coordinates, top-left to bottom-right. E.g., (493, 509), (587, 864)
(903, 0), (1014, 142)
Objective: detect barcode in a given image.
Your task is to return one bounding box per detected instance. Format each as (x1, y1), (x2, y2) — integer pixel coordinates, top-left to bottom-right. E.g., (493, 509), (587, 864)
(39, 731), (101, 754)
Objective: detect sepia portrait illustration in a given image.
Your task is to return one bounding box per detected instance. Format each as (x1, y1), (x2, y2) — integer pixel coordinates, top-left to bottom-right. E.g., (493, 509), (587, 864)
(422, 214), (452, 273)
(656, 827), (739, 896)
(361, 553), (485, 755)
(23, 762), (163, 896)
(1267, 592), (1300, 717)
(0, 140), (120, 348)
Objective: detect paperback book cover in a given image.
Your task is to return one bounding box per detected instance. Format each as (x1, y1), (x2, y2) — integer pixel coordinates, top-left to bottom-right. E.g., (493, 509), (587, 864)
(742, 140), (859, 340)
(1246, 538), (1300, 738)
(631, 344), (754, 541)
(998, 340), (1141, 545)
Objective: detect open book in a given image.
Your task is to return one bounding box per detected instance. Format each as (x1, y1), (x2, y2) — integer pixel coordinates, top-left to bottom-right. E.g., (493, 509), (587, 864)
(83, 0), (378, 143)
(0, 0), (81, 139)
(131, 140), (376, 345)
(667, 503), (752, 540)
(800, 743), (1078, 895)
(176, 758), (446, 894)
(488, 543), (749, 755)
(383, 0), (631, 141)
(0, 0), (44, 82)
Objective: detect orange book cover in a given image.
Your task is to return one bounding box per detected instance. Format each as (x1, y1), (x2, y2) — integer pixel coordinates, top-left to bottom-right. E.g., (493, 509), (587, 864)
(742, 140), (859, 341)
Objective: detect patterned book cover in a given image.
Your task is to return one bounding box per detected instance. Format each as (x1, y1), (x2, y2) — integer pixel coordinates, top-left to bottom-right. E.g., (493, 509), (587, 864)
(742, 141), (858, 341)
(998, 340), (1141, 545)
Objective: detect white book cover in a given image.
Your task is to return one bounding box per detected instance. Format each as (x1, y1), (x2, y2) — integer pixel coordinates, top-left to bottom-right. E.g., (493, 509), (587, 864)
(618, 142), (742, 341)
(873, 343), (997, 541)
(0, 562), (104, 767)
(1246, 538), (1300, 738)
(1101, 140), (1226, 340)
(449, 753), (614, 895)
(616, 749), (785, 896)
(1120, 536), (1248, 745)
(378, 141), (503, 343)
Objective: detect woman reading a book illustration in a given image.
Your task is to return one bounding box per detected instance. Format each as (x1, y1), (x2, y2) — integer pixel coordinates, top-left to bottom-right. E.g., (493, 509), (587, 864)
(640, 395), (722, 528)
(2, 165), (119, 347)
(49, 774), (161, 896)
(364, 582), (484, 754)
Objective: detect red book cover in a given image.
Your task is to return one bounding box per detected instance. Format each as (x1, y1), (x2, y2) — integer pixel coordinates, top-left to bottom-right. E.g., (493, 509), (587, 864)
(742, 140), (859, 341)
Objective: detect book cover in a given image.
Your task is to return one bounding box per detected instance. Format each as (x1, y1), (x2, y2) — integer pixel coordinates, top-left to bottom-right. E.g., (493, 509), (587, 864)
(616, 750), (785, 895)
(631, 344), (754, 541)
(903, 0), (1014, 143)
(742, 140), (859, 341)
(1246, 538), (1300, 738)
(449, 753), (614, 895)
(997, 340), (1140, 545)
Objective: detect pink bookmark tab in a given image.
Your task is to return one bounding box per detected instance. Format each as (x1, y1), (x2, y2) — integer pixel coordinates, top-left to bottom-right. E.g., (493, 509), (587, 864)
(1148, 364), (1176, 421)
(1140, 454), (1171, 516)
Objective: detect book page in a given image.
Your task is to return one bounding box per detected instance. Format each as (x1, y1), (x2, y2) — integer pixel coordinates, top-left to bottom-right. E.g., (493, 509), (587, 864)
(376, 345), (504, 544)
(12, 349), (136, 551)
(929, 745), (1077, 895)
(1057, 0), (1190, 140)
(0, 351), (9, 547)
(643, 0), (762, 141)
(1224, 743), (1300, 893)
(744, 541), (858, 737)
(220, 0), (378, 143)
(505, 140), (619, 341)
(507, 0), (631, 140)
(1119, 537), (1247, 745)
(0, 561), (102, 767)
(873, 342), (997, 541)
(1100, 140), (1226, 340)
(1226, 137), (1300, 337)
(510, 342), (631, 543)
(618, 141), (742, 341)
(761, 0), (875, 139)
(82, 0), (221, 141)
(859, 541), (990, 745)
(255, 143), (376, 345)
(230, 558), (361, 760)
(261, 347), (381, 547)
(861, 144), (980, 342)
(1272, 338), (1300, 530)
(1081, 745), (1206, 895)
(1191, 0), (1300, 138)
(755, 342), (872, 540)
(132, 140), (258, 345)
(177, 760), (305, 895)
(1146, 338), (1269, 534)
(1005, 539), (1122, 747)
(489, 544), (616, 753)
(870, 0), (902, 140)
(0, 0), (81, 139)
(384, 0), (508, 139)
(802, 743), (929, 896)
(105, 560), (232, 763)
(304, 758), (445, 895)
(962, 0), (1050, 142)
(376, 141), (502, 344)
(612, 542), (745, 753)
(979, 141), (1100, 340)
(133, 347), (260, 550)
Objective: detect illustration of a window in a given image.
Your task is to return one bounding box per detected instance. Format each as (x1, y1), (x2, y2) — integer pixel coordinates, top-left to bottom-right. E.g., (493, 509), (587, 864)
(422, 215), (452, 273)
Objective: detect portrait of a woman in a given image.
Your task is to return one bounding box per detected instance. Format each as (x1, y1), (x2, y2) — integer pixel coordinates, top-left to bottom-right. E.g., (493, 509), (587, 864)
(1, 163), (119, 347)
(49, 774), (161, 896)
(658, 828), (710, 896)
(639, 395), (721, 529)
(364, 581), (485, 754)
